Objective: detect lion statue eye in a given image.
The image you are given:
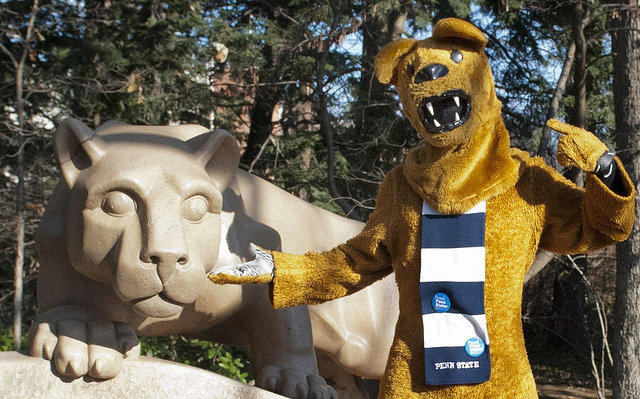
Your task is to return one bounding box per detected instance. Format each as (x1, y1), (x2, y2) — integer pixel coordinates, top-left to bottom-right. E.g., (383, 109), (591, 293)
(102, 191), (136, 216)
(451, 50), (463, 63)
(182, 196), (209, 222)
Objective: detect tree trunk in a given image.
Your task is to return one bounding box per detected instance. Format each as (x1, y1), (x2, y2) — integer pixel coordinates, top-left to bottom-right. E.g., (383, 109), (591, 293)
(241, 8), (291, 167)
(243, 83), (279, 165)
(537, 41), (576, 163)
(316, 11), (352, 216)
(13, 23), (27, 355)
(567, 0), (591, 187)
(572, 0), (587, 129)
(241, 43), (281, 166)
(13, 158), (24, 352)
(611, 1), (640, 397)
(357, 4), (407, 134)
(528, 41), (577, 288)
(549, 1), (594, 353)
(11, 0), (39, 352)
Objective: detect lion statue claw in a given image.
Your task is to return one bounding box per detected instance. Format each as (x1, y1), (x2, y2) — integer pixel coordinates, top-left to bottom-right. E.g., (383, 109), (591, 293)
(30, 305), (140, 379)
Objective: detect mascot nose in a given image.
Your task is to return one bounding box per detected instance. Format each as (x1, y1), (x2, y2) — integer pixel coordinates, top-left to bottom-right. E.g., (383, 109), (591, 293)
(414, 64), (449, 83)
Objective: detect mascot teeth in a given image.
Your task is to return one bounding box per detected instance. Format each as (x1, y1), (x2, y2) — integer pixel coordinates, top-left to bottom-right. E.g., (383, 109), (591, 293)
(427, 102), (434, 115)
(419, 89), (471, 134)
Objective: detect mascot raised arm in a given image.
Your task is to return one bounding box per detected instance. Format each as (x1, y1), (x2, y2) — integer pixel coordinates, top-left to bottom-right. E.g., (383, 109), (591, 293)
(210, 18), (635, 398)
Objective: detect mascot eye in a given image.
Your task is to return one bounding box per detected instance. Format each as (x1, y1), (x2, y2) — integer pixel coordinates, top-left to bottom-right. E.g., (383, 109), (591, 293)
(182, 196), (209, 222)
(102, 191), (136, 217)
(451, 50), (463, 63)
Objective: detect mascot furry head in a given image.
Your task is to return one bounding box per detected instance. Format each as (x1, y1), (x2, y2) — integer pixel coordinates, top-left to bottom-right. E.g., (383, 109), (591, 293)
(374, 19), (525, 214)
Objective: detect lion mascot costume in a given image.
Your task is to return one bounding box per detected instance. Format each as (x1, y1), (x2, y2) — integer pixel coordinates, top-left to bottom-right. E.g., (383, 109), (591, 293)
(210, 18), (635, 398)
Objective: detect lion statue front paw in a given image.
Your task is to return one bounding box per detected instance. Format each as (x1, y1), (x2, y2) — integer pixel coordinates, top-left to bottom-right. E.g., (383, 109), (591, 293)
(29, 305), (140, 379)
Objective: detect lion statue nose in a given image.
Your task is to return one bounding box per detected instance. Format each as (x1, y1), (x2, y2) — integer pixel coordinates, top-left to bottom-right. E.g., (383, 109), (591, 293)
(146, 250), (189, 283)
(414, 63), (449, 84)
(148, 252), (189, 266)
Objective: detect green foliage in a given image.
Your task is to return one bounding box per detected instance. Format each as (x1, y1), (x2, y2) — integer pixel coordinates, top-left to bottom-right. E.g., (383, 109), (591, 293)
(140, 336), (252, 382)
(0, 327), (253, 383)
(0, 328), (27, 352)
(42, 0), (220, 127)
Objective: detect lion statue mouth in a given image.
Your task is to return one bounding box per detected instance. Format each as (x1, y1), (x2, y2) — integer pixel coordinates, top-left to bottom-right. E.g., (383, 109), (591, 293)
(418, 89), (471, 134)
(130, 292), (186, 318)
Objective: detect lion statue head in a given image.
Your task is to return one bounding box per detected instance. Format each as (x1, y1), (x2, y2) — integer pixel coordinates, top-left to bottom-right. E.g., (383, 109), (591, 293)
(54, 119), (240, 318)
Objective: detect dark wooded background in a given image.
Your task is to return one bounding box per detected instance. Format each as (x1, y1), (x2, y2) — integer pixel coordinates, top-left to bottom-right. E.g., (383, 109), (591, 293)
(2, 0), (639, 396)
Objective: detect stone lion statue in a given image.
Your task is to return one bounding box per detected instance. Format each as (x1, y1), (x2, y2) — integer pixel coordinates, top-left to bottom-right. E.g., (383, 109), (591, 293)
(30, 119), (399, 398)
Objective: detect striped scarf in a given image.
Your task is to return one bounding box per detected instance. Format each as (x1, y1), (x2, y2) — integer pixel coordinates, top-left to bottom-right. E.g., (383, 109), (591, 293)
(420, 201), (491, 385)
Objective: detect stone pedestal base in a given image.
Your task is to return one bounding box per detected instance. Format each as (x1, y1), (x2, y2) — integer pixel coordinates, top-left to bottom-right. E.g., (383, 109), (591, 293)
(0, 351), (285, 399)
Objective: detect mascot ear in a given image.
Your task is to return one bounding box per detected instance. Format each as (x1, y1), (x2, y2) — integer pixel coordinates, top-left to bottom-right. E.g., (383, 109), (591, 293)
(374, 38), (417, 85)
(432, 18), (488, 50)
(188, 129), (240, 191)
(54, 118), (106, 187)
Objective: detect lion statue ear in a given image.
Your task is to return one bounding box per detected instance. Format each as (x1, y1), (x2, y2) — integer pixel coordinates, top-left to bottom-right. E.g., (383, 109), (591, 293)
(187, 129), (240, 191)
(432, 18), (488, 50)
(54, 118), (106, 187)
(374, 38), (417, 85)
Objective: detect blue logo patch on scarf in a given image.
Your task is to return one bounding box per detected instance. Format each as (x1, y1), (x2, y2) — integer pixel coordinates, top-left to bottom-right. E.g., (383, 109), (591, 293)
(420, 201), (491, 385)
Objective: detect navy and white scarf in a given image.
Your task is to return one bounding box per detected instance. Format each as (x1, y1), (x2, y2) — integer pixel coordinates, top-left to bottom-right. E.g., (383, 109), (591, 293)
(420, 201), (491, 385)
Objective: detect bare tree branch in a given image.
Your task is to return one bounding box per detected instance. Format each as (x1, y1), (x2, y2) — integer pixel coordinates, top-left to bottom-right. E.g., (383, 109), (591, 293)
(0, 42), (18, 68)
(537, 41), (576, 160)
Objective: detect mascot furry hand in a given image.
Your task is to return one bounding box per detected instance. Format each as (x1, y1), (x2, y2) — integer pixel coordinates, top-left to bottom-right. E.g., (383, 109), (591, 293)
(210, 18), (635, 398)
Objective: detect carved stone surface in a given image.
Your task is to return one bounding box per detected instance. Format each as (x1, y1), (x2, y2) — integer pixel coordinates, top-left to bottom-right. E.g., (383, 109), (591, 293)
(0, 351), (285, 399)
(30, 119), (399, 398)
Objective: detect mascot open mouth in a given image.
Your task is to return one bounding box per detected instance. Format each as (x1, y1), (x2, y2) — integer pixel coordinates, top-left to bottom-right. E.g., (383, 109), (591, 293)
(418, 89), (471, 134)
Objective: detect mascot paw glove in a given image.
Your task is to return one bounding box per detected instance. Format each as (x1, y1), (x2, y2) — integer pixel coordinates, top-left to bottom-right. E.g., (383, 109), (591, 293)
(547, 119), (609, 172)
(208, 244), (274, 285)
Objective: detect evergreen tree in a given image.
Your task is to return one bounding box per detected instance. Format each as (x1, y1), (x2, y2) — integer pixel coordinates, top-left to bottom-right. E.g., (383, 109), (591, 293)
(49, 0), (219, 127)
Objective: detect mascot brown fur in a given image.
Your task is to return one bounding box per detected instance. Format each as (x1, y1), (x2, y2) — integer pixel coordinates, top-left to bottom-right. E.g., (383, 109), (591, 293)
(211, 18), (635, 398)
